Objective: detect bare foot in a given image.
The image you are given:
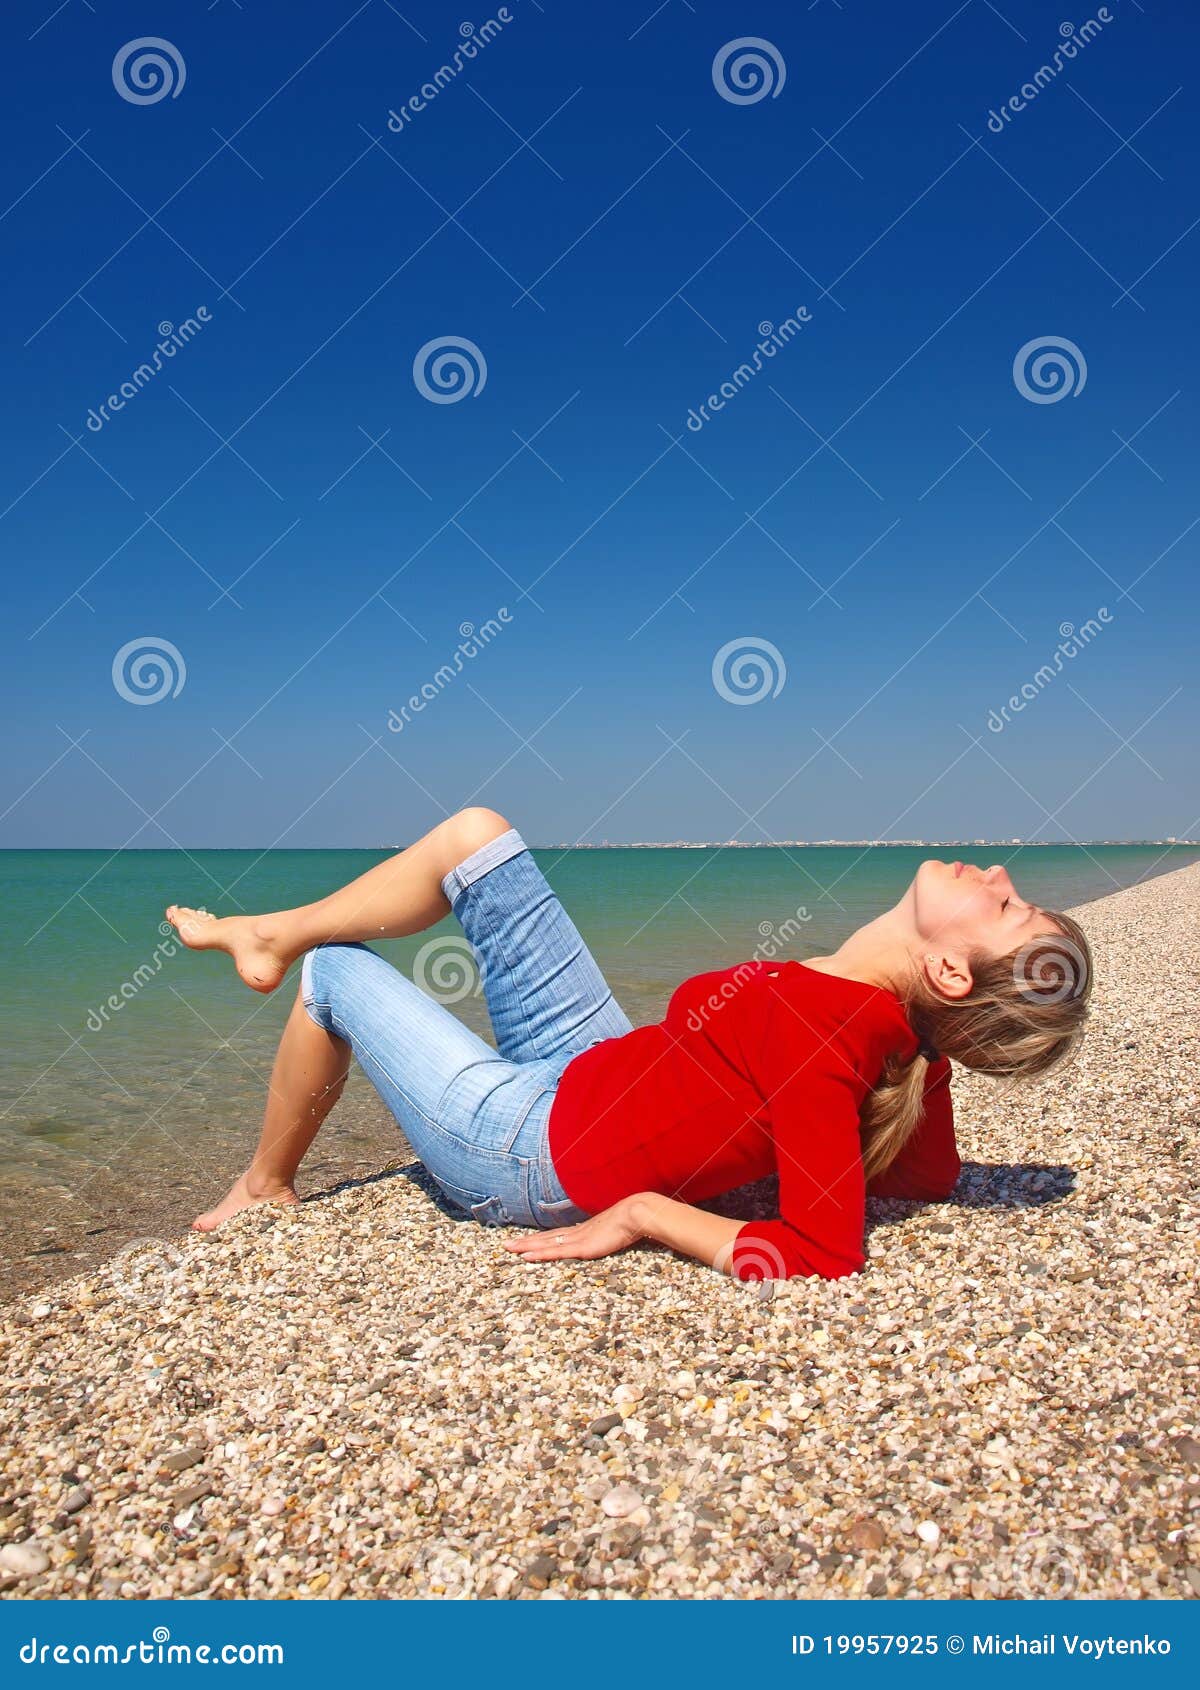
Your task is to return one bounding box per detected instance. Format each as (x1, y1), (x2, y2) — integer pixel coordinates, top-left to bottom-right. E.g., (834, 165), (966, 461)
(165, 905), (291, 993)
(192, 1172), (299, 1232)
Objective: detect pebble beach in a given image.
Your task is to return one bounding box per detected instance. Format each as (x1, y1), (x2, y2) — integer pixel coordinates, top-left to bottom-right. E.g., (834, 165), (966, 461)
(1, 861), (1197, 1601)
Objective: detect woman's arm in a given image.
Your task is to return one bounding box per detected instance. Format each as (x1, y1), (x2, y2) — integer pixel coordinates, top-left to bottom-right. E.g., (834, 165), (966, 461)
(502, 1192), (742, 1274)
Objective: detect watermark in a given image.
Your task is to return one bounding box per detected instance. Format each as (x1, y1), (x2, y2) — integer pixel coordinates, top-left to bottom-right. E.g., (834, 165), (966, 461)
(685, 910), (811, 1033)
(1013, 335), (1087, 403)
(986, 12), (1114, 133)
(86, 310), (212, 433)
(86, 924), (181, 1031)
(411, 1544), (477, 1597)
(1012, 933), (1091, 1005)
(716, 1232), (789, 1295)
(712, 38), (786, 105)
(19, 1628), (282, 1666)
(412, 936), (483, 1005)
(413, 335), (488, 404)
(686, 308), (812, 432)
(112, 637), (187, 705)
(712, 636), (786, 705)
(109, 1238), (187, 1307)
(387, 610), (511, 731)
(986, 608), (1111, 732)
(387, 13), (513, 134)
(112, 39), (187, 105)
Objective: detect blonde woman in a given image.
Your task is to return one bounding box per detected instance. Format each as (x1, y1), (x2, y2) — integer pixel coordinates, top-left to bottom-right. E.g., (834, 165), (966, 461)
(167, 808), (1091, 1279)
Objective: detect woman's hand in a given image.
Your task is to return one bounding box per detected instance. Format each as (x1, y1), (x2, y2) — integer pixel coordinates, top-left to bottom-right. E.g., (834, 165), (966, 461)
(502, 1192), (749, 1275)
(502, 1196), (646, 1263)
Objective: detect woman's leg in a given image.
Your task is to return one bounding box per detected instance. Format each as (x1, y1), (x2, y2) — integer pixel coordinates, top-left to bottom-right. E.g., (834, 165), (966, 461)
(444, 829), (632, 1063)
(165, 808), (510, 992)
(193, 988), (350, 1230)
(196, 940), (550, 1232)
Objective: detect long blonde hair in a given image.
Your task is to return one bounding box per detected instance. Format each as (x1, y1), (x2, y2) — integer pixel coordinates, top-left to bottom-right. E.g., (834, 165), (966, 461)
(859, 911), (1092, 1180)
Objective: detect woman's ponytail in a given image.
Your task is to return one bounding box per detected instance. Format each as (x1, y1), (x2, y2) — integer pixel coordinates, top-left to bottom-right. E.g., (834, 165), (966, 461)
(859, 1047), (934, 1180)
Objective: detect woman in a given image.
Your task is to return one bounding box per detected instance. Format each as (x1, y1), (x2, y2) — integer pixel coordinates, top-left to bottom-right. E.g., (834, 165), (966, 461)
(166, 807), (1091, 1280)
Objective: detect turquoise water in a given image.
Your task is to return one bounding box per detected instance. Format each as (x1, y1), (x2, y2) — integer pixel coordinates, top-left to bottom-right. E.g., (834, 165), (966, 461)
(1, 844), (1195, 1233)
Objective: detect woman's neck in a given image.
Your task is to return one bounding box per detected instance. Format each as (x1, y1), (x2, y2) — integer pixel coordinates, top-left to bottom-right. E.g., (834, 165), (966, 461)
(805, 909), (914, 997)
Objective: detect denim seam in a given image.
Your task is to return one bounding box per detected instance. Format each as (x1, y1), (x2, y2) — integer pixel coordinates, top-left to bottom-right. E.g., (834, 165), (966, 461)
(441, 828), (528, 904)
(511, 1082), (551, 1146)
(463, 881), (556, 1063)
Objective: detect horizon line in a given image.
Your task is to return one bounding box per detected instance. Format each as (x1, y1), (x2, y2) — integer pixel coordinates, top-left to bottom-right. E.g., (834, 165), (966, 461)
(3, 840), (1196, 852)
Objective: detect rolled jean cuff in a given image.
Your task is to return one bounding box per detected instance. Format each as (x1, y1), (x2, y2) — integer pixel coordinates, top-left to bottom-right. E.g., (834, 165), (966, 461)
(440, 827), (529, 905)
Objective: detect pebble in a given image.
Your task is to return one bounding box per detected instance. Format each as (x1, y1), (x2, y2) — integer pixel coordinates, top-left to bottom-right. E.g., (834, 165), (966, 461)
(845, 1518), (886, 1552)
(0, 1541), (50, 1576)
(600, 1485), (644, 1518)
(0, 865), (1195, 1601)
(158, 1447), (206, 1474)
(174, 1482), (213, 1509)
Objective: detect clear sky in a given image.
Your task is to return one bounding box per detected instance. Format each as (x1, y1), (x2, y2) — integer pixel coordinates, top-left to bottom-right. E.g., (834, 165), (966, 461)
(1, 0), (1195, 846)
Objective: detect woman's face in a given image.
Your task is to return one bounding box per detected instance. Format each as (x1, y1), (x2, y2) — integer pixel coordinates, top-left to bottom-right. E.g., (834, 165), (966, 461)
(910, 858), (1059, 964)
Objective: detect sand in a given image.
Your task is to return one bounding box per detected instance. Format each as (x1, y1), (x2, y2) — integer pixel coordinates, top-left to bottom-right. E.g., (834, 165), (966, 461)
(1, 861), (1197, 1599)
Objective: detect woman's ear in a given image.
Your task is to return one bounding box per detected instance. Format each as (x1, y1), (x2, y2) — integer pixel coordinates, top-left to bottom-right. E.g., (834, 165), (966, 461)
(922, 949), (973, 1000)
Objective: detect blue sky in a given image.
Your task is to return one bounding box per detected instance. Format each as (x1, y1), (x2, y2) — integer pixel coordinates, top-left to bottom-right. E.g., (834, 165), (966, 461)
(1, 0), (1196, 846)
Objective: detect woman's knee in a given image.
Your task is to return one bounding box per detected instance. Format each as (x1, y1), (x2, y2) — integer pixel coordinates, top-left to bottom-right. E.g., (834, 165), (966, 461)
(301, 941), (375, 1030)
(446, 807), (512, 862)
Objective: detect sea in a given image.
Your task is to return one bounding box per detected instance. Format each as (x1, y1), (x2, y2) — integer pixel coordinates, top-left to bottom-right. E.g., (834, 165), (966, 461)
(1, 843), (1195, 1293)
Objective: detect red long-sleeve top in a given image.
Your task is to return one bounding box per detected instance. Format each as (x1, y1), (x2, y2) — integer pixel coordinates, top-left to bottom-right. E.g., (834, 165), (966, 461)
(548, 959), (960, 1280)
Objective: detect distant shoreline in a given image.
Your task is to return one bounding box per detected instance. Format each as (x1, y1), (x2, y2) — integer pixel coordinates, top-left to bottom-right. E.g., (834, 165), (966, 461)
(537, 839), (1199, 850)
(4, 840), (1197, 852)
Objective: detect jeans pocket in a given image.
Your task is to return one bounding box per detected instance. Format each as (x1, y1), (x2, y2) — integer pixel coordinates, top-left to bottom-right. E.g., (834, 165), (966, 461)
(531, 1194), (590, 1230)
(432, 1166), (534, 1227)
(468, 1195), (512, 1227)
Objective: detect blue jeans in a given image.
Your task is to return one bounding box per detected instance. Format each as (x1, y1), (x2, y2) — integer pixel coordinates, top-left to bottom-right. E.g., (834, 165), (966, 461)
(301, 830), (633, 1228)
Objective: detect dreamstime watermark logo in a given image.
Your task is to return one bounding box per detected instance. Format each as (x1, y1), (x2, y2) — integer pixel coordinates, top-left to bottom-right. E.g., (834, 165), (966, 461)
(712, 38), (786, 105)
(686, 308), (812, 433)
(86, 310), (211, 433)
(413, 336), (487, 404)
(685, 912), (811, 1032)
(112, 38), (187, 105)
(1013, 335), (1088, 403)
(986, 607), (1111, 732)
(387, 610), (512, 732)
(112, 638), (186, 705)
(1010, 1540), (1080, 1597)
(387, 12), (514, 134)
(717, 1234), (788, 1301)
(19, 1629), (285, 1667)
(109, 1238), (186, 1306)
(412, 1544), (476, 1597)
(712, 637), (786, 705)
(86, 922), (181, 1032)
(412, 936), (483, 1005)
(1012, 933), (1091, 1005)
(986, 11), (1114, 133)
